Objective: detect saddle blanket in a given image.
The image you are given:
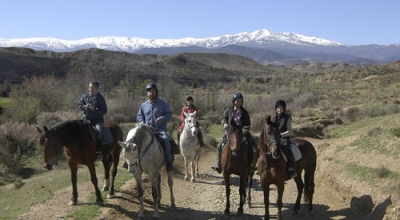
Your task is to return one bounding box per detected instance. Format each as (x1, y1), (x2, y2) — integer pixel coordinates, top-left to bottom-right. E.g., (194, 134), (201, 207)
(281, 144), (302, 162)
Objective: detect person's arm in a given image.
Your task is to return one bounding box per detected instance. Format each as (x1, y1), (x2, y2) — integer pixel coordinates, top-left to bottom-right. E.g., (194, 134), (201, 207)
(180, 107), (186, 121)
(137, 104), (145, 123)
(77, 94), (87, 110)
(241, 109), (251, 136)
(221, 108), (229, 128)
(94, 95), (107, 116)
(280, 117), (292, 138)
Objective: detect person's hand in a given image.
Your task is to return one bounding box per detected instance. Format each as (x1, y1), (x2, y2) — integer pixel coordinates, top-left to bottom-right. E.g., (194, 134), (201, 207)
(156, 118), (164, 125)
(86, 103), (94, 111)
(223, 124), (228, 129)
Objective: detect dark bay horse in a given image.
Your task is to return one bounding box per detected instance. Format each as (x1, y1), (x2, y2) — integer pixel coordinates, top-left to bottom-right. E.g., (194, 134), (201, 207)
(221, 124), (254, 216)
(36, 119), (123, 206)
(258, 115), (316, 220)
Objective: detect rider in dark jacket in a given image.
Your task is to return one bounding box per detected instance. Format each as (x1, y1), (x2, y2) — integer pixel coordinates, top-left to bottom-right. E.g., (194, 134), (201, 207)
(211, 93), (257, 173)
(272, 99), (297, 178)
(77, 81), (107, 161)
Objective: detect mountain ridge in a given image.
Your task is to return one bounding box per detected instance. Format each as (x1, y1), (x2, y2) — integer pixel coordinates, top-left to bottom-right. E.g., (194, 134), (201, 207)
(1, 29), (400, 64)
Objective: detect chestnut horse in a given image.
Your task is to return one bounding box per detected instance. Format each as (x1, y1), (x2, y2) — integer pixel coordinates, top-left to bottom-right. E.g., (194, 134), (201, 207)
(36, 119), (123, 206)
(258, 115), (316, 220)
(221, 124), (254, 216)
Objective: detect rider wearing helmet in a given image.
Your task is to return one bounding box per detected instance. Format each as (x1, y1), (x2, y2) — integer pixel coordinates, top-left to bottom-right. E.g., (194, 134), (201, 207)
(272, 99), (297, 178)
(136, 83), (174, 172)
(211, 93), (257, 173)
(177, 96), (205, 147)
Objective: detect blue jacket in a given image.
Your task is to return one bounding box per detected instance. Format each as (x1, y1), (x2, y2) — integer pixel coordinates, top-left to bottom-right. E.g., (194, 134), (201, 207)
(137, 98), (172, 132)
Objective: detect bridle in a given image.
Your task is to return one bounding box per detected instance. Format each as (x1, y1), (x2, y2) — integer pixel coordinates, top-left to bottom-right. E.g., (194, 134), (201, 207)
(126, 130), (158, 172)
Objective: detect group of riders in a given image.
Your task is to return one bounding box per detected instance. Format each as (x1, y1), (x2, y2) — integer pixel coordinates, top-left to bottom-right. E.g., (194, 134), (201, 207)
(77, 81), (297, 178)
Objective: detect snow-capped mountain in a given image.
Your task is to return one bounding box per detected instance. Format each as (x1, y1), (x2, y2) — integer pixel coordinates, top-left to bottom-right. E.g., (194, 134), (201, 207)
(0, 29), (345, 52)
(1, 29), (399, 63)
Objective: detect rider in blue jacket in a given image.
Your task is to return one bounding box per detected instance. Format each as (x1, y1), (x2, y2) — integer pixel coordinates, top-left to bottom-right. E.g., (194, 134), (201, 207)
(137, 83), (174, 172)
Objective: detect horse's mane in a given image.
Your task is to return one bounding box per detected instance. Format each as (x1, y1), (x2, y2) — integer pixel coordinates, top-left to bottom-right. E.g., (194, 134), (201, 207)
(51, 120), (81, 131)
(132, 123), (154, 147)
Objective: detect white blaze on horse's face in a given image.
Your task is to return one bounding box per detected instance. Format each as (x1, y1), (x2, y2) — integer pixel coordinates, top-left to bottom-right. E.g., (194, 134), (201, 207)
(184, 111), (198, 136)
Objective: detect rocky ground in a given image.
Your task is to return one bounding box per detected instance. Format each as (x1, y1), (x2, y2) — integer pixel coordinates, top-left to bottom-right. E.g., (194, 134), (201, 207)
(16, 137), (398, 220)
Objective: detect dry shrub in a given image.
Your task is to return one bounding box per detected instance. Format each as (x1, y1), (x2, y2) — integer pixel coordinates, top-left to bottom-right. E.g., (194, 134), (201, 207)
(0, 121), (38, 175)
(36, 111), (78, 127)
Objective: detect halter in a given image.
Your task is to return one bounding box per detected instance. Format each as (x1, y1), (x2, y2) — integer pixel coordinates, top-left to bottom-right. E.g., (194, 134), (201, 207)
(127, 132), (157, 172)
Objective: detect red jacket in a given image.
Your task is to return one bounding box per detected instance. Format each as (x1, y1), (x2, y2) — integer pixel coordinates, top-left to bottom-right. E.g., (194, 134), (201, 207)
(179, 105), (200, 130)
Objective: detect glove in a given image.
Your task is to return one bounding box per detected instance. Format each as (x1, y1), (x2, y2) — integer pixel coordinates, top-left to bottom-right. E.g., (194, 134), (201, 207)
(223, 124), (228, 129)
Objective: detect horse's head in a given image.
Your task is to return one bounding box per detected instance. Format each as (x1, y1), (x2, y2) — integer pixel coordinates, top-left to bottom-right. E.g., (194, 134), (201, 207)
(119, 126), (141, 173)
(36, 126), (63, 170)
(227, 124), (243, 156)
(183, 111), (197, 136)
(260, 115), (281, 159)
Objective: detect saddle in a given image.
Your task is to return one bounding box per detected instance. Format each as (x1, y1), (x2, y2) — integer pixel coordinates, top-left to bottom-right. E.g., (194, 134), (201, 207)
(279, 143), (302, 162)
(78, 119), (113, 145)
(154, 131), (180, 155)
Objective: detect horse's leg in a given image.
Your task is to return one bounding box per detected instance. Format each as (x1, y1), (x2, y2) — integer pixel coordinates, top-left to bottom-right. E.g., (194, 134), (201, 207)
(247, 172), (253, 208)
(108, 151), (120, 198)
(167, 170), (176, 208)
(183, 153), (189, 181)
(151, 173), (161, 219)
(224, 175), (231, 215)
(102, 155), (111, 192)
(87, 162), (103, 204)
(262, 182), (270, 220)
(304, 169), (315, 212)
(276, 182), (284, 220)
(190, 150), (196, 182)
(195, 147), (201, 177)
(236, 175), (246, 216)
(134, 172), (145, 218)
(68, 163), (78, 206)
(293, 175), (304, 213)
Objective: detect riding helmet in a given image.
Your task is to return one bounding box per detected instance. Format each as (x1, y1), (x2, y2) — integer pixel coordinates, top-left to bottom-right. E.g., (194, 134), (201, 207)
(275, 99), (286, 112)
(146, 83), (158, 92)
(232, 93), (244, 103)
(186, 96), (193, 101)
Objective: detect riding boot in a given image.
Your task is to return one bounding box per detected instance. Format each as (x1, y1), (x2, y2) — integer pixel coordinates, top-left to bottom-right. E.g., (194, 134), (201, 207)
(287, 149), (297, 178)
(211, 142), (223, 173)
(248, 145), (257, 172)
(95, 139), (103, 161)
(197, 130), (205, 147)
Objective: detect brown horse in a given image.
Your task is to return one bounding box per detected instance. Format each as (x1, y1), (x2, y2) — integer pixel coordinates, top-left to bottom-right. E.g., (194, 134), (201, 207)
(36, 119), (123, 206)
(258, 115), (316, 220)
(221, 124), (254, 216)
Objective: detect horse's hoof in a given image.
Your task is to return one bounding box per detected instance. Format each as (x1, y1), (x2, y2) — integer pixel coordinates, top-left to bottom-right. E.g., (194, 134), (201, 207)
(68, 200), (77, 206)
(224, 210), (230, 216)
(236, 210), (243, 216)
(191, 178), (195, 182)
(107, 193), (113, 199)
(184, 177), (188, 181)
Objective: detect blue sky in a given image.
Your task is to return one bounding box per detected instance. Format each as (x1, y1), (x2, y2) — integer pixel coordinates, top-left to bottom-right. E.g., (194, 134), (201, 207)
(1, 0), (398, 45)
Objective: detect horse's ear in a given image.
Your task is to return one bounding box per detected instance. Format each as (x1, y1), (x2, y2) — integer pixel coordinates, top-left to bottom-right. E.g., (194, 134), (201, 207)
(43, 126), (51, 133)
(193, 111), (197, 116)
(118, 141), (126, 148)
(36, 126), (42, 133)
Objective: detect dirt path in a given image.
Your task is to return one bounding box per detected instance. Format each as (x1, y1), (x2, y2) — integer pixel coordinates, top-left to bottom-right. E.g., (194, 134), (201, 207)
(18, 139), (365, 220)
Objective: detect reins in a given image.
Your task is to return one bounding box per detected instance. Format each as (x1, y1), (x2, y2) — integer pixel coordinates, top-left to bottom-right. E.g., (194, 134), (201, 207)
(127, 130), (157, 172)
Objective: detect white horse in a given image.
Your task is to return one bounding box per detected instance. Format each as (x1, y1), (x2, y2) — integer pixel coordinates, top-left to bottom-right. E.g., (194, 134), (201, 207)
(180, 111), (201, 182)
(118, 123), (175, 219)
